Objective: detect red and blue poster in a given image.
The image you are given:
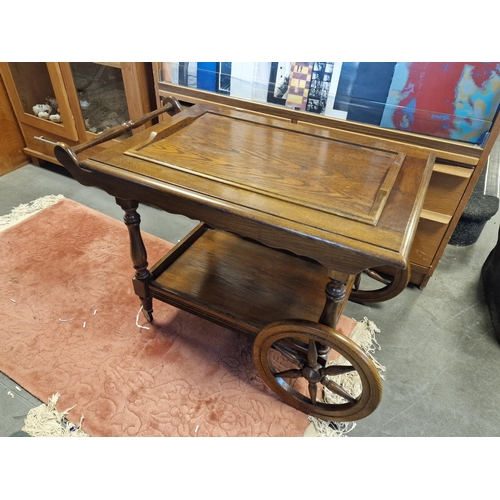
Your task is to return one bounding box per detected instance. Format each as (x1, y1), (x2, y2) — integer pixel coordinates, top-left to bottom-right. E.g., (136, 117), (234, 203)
(380, 62), (500, 144)
(168, 61), (500, 144)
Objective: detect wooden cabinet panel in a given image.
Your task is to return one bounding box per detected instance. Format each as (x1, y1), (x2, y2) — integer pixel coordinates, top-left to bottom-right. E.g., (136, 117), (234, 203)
(423, 164), (472, 216)
(407, 262), (430, 287)
(0, 72), (28, 175)
(409, 216), (449, 268)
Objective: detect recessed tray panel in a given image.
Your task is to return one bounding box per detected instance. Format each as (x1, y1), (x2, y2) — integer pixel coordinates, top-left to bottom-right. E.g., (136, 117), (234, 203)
(126, 111), (405, 225)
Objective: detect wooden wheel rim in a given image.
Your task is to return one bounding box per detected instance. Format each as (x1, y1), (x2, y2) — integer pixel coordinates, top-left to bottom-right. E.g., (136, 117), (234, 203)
(253, 319), (382, 421)
(350, 264), (411, 304)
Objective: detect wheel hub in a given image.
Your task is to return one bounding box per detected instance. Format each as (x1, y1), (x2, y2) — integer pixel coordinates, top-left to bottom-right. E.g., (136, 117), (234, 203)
(301, 366), (322, 383)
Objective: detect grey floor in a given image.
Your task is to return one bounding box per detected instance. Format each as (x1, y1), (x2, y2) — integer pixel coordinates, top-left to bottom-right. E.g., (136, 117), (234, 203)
(1, 161), (500, 437)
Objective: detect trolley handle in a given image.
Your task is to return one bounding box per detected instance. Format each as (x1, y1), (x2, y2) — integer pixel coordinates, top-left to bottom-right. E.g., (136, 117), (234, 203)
(54, 96), (183, 169)
(74, 96), (182, 154)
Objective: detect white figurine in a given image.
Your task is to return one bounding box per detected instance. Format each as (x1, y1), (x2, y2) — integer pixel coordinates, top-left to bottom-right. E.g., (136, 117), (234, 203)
(32, 104), (51, 117)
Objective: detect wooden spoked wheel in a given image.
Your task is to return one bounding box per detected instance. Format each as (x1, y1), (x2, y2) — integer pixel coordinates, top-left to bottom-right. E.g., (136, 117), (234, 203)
(350, 265), (411, 304)
(253, 320), (382, 422)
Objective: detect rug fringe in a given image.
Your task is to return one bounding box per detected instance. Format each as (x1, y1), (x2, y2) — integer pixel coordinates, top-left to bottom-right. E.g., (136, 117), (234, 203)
(0, 194), (65, 227)
(22, 393), (89, 437)
(349, 317), (386, 379)
(307, 317), (385, 437)
(306, 416), (357, 437)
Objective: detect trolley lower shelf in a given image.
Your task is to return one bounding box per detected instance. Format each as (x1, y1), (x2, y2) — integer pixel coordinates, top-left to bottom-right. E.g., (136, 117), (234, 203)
(148, 223), (332, 336)
(145, 224), (383, 422)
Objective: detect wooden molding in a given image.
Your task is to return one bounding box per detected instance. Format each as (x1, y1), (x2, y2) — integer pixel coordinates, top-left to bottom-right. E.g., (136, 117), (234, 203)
(0, 70), (28, 175)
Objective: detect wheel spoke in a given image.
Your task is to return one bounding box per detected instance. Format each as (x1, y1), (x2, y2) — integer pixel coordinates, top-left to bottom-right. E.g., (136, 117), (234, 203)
(353, 273), (362, 291)
(274, 369), (302, 379)
(308, 382), (318, 404)
(323, 378), (357, 403)
(308, 339), (319, 368)
(364, 268), (391, 285)
(321, 365), (356, 377)
(273, 342), (304, 366)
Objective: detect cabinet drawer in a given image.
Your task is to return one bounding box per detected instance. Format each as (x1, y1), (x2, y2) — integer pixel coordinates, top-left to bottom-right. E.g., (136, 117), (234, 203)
(22, 124), (78, 160)
(423, 163), (472, 216)
(22, 123), (116, 163)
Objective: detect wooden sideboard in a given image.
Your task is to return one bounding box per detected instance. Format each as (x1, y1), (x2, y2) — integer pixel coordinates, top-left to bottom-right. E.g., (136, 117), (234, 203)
(0, 63), (156, 164)
(152, 62), (500, 289)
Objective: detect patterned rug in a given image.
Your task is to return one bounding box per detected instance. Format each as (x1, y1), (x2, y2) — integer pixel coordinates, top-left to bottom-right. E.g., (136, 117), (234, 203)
(0, 196), (383, 436)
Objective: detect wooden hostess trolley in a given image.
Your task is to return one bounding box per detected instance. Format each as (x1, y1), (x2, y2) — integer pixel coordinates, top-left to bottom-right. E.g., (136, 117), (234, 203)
(55, 97), (434, 421)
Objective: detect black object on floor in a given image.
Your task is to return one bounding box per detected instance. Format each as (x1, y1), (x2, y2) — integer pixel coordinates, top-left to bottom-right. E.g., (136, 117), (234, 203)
(481, 224), (500, 344)
(450, 193), (499, 246)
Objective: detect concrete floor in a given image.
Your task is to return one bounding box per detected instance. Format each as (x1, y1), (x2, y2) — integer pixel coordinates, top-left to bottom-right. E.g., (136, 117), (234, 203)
(1, 161), (500, 437)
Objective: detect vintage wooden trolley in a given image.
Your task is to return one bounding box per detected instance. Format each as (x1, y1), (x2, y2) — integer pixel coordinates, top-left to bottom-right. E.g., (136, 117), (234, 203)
(55, 98), (434, 421)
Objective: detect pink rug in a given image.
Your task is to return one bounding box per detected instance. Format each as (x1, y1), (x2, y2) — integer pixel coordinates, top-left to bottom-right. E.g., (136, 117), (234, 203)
(0, 198), (357, 436)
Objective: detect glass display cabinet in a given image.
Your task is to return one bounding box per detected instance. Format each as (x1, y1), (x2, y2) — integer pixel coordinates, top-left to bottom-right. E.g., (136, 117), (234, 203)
(153, 62), (500, 291)
(70, 62), (131, 135)
(4, 62), (81, 142)
(0, 62), (155, 164)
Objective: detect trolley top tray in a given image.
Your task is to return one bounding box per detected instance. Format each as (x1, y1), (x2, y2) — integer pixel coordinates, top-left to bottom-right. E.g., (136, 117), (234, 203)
(125, 111), (405, 226)
(59, 104), (435, 275)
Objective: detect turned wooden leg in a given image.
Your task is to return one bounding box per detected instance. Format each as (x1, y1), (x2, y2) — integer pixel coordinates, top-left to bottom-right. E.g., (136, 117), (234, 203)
(116, 198), (154, 322)
(318, 271), (355, 355)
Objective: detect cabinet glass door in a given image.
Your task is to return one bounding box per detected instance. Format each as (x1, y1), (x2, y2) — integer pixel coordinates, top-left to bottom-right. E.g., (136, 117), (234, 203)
(6, 62), (80, 141)
(70, 63), (131, 138)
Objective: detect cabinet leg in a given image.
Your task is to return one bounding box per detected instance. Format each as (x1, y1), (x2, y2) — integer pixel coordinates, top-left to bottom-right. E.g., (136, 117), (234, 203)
(116, 198), (154, 322)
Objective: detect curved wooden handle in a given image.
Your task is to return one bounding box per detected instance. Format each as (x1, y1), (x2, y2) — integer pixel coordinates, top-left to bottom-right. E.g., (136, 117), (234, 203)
(54, 96), (183, 176)
(72, 96), (183, 155)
